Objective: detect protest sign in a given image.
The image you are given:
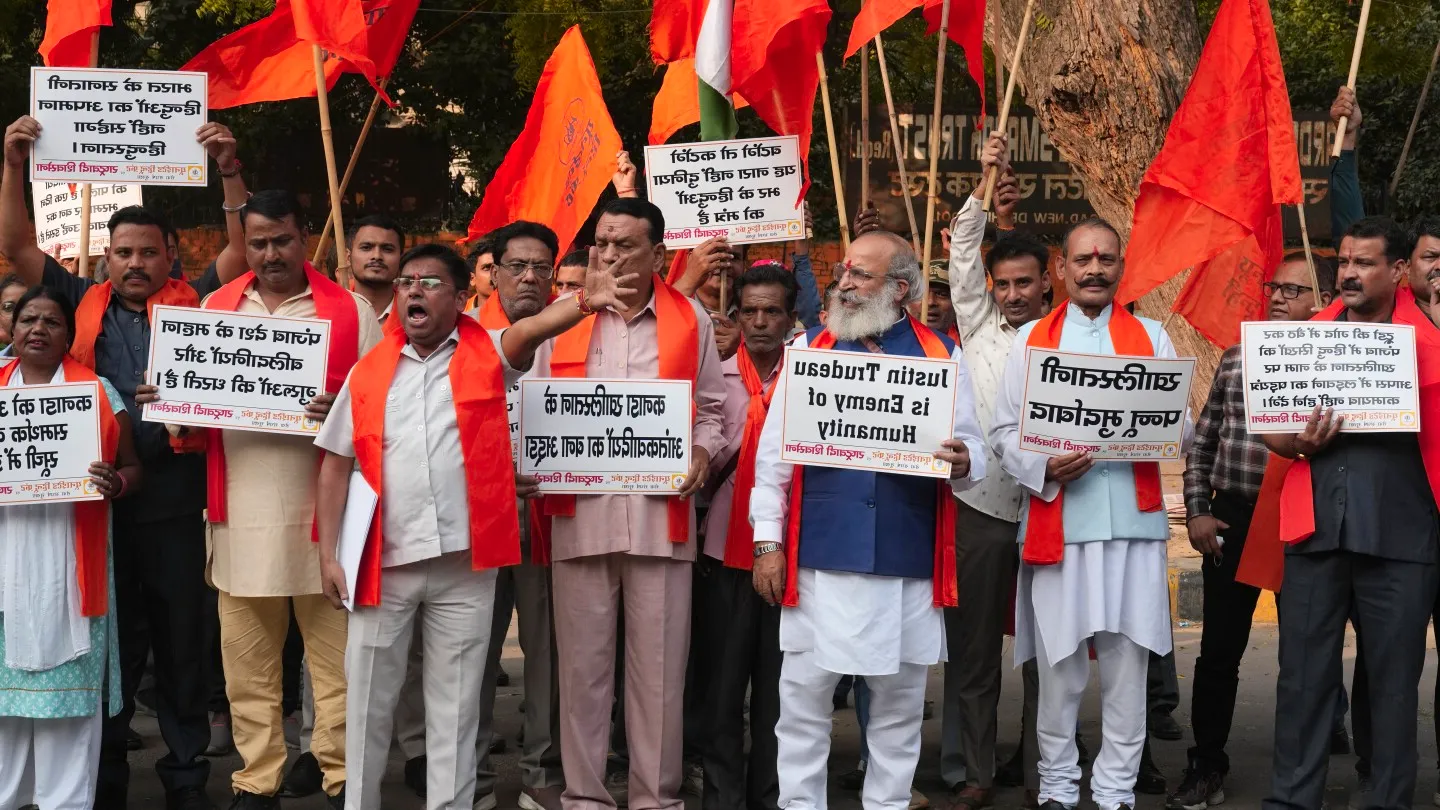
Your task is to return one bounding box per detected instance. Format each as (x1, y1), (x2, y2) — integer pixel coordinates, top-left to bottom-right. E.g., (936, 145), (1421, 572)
(506, 380), (521, 462)
(519, 379), (691, 494)
(644, 135), (804, 249)
(0, 382), (104, 506)
(1018, 349), (1195, 460)
(779, 347), (959, 477)
(144, 305), (331, 436)
(31, 181), (143, 259)
(30, 67), (207, 186)
(1241, 321), (1420, 433)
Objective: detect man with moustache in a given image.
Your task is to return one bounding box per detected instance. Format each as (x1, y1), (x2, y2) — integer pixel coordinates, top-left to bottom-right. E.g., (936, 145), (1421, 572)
(1262, 217), (1440, 810)
(1167, 254), (1336, 810)
(316, 242), (628, 810)
(991, 219), (1193, 810)
(1, 114), (253, 810)
(347, 215), (405, 323)
(467, 240), (497, 311)
(471, 220), (565, 810)
(937, 133), (1047, 809)
(527, 197), (726, 810)
(139, 189), (383, 809)
(697, 264), (799, 810)
(750, 230), (987, 810)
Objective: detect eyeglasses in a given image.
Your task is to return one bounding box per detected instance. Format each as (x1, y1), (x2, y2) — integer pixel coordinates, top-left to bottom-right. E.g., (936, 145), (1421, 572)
(834, 260), (884, 284)
(500, 260), (555, 280)
(392, 277), (455, 292)
(1262, 281), (1311, 301)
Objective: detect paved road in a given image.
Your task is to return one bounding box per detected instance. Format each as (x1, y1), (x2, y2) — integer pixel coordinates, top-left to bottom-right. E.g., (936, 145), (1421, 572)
(121, 623), (1433, 809)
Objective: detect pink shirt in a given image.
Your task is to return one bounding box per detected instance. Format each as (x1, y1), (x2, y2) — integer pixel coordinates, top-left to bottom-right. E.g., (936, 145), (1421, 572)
(530, 290), (727, 561)
(702, 354), (781, 560)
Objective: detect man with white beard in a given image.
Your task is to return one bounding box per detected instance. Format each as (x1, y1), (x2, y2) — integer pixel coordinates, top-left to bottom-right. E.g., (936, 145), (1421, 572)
(749, 230), (988, 809)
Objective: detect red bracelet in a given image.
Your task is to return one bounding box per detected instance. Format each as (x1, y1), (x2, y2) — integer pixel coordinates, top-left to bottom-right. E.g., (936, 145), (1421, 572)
(577, 288), (595, 316)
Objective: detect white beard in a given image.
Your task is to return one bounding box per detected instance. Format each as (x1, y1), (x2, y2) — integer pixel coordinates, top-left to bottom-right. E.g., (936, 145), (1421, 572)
(826, 288), (903, 341)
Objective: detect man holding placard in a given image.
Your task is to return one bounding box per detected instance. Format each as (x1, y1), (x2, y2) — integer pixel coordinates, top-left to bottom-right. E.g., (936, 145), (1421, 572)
(990, 219), (1193, 810)
(748, 229), (986, 810)
(524, 197), (725, 810)
(1259, 217), (1440, 810)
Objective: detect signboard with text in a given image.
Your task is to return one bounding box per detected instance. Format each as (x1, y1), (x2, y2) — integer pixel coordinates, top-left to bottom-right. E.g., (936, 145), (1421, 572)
(0, 382), (104, 506)
(32, 181), (143, 258)
(645, 135), (804, 249)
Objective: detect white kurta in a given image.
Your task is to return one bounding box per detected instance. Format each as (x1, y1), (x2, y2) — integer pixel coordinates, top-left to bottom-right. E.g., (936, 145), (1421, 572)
(989, 304), (1194, 668)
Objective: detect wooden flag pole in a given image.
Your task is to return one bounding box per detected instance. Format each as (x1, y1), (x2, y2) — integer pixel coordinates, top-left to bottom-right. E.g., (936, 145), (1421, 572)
(875, 35), (922, 255)
(1296, 202), (1323, 310)
(921, 0), (954, 322)
(313, 45), (350, 285)
(77, 30), (100, 279)
(1389, 36), (1440, 199)
(982, 0), (1036, 210)
(860, 44), (870, 218)
(816, 51), (851, 251)
(313, 80), (388, 266)
(1331, 0), (1373, 158)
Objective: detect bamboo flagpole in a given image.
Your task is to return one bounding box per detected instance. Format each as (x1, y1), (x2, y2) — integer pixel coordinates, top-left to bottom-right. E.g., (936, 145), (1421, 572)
(816, 51), (851, 251)
(920, 0), (954, 322)
(1296, 202), (1323, 310)
(874, 35), (922, 254)
(77, 30), (100, 279)
(1389, 36), (1440, 199)
(313, 45), (350, 285)
(860, 44), (870, 218)
(1331, 0), (1373, 158)
(982, 0), (1036, 210)
(313, 79), (389, 266)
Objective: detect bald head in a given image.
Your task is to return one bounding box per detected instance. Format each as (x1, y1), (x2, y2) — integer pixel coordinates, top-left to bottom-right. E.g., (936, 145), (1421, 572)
(852, 229), (914, 262)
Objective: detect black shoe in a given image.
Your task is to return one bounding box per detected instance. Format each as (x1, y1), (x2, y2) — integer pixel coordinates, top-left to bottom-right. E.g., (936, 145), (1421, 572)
(1076, 733), (1091, 766)
(1137, 746), (1167, 795)
(496, 665), (511, 687)
(227, 792), (279, 810)
(1038, 802), (1073, 810)
(126, 726), (144, 751)
(1331, 724), (1352, 755)
(405, 755), (427, 798)
(1166, 767), (1225, 810)
(279, 751), (323, 798)
(167, 787), (217, 810)
(490, 735), (507, 754)
(1150, 712), (1184, 742)
(327, 785), (346, 810)
(838, 766), (866, 791)
(995, 747), (1025, 787)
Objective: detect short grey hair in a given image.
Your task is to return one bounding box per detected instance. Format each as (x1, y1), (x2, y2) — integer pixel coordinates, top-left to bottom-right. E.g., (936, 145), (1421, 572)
(887, 248), (923, 306)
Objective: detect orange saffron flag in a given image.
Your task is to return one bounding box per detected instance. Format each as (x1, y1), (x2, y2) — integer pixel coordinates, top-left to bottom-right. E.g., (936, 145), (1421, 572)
(40, 0), (112, 67)
(845, 0), (986, 120)
(466, 27), (622, 255)
(649, 58), (750, 145)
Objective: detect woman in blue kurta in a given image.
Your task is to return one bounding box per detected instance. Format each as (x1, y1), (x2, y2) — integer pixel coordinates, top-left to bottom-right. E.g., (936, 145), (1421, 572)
(0, 287), (140, 809)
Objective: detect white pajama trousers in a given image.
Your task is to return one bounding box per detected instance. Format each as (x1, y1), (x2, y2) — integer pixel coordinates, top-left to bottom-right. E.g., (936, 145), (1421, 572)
(1035, 631), (1148, 810)
(776, 651), (928, 810)
(0, 702), (102, 810)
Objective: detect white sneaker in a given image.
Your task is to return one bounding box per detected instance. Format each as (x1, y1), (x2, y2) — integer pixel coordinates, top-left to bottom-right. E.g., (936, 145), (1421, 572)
(474, 792), (498, 810)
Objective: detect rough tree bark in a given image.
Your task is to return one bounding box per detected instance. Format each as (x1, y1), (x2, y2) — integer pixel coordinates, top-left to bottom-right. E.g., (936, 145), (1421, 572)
(986, 0), (1222, 408)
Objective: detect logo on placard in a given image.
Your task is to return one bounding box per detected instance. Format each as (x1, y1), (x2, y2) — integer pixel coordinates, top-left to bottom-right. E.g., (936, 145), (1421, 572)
(1163, 443), (1179, 458)
(1402, 412), (1417, 427)
(931, 455), (949, 473)
(301, 417), (320, 433)
(670, 473), (687, 490)
(787, 221), (803, 236)
(187, 166), (203, 181)
(81, 479), (98, 496)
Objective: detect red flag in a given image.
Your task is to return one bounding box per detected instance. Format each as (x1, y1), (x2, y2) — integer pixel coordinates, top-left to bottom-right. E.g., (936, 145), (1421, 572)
(1117, 0), (1301, 346)
(467, 27), (622, 255)
(181, 0), (414, 109)
(651, 0), (703, 65)
(730, 0), (831, 194)
(844, 0), (986, 119)
(40, 0), (112, 67)
(649, 58), (750, 145)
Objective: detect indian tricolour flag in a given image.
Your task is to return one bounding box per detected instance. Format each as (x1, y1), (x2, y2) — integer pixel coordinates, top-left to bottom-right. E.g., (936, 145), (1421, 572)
(693, 0), (738, 140)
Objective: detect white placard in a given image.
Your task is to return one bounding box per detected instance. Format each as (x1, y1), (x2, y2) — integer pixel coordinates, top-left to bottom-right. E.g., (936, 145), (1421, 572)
(30, 67), (208, 186)
(644, 135), (804, 249)
(519, 379), (691, 493)
(0, 382), (104, 506)
(143, 305), (331, 435)
(1241, 320), (1420, 433)
(31, 181), (144, 258)
(1019, 349), (1195, 460)
(779, 347), (959, 477)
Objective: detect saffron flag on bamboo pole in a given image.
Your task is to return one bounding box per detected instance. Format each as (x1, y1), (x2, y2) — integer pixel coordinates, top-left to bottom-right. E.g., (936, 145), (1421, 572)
(649, 58), (751, 145)
(844, 0), (986, 119)
(40, 0), (112, 67)
(466, 27), (622, 255)
(181, 0), (414, 109)
(1117, 0), (1301, 348)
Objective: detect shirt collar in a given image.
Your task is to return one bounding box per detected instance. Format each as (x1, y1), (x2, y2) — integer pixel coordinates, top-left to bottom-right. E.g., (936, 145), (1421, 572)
(242, 278), (312, 308)
(400, 328), (461, 362)
(1065, 301), (1113, 328)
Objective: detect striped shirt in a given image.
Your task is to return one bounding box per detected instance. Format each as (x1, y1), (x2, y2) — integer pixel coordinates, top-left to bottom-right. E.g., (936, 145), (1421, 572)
(1183, 345), (1268, 518)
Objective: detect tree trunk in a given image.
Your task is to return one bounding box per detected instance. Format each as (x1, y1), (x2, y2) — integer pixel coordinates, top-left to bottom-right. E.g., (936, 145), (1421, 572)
(986, 0), (1221, 410)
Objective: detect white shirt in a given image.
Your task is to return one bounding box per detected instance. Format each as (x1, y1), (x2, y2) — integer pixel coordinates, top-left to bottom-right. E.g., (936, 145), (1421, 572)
(748, 326), (990, 545)
(948, 196), (1026, 522)
(315, 327), (523, 568)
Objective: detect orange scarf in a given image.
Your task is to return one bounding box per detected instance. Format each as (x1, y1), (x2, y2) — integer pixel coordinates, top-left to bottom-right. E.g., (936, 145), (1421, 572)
(1021, 302), (1163, 566)
(722, 344), (778, 570)
(0, 357), (120, 616)
(542, 279), (699, 550)
(72, 279), (204, 454)
(782, 316), (959, 608)
(1233, 454), (1292, 592)
(476, 292), (552, 565)
(347, 317), (520, 606)
(201, 264), (361, 523)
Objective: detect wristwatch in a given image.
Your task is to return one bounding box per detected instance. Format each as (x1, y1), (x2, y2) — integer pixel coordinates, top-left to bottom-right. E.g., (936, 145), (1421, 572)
(753, 542), (782, 558)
